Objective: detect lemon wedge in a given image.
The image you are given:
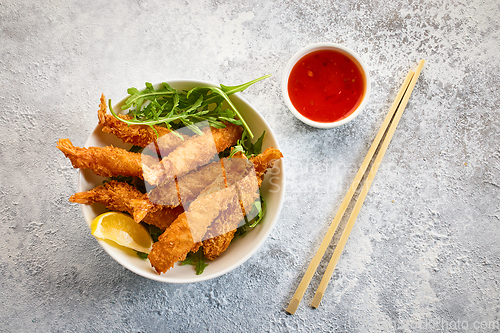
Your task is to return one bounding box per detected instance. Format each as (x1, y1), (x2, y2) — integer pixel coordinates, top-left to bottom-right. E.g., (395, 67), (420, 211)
(91, 212), (153, 254)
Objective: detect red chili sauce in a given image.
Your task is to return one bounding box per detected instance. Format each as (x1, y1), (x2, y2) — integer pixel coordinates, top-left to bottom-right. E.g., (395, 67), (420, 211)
(287, 49), (366, 123)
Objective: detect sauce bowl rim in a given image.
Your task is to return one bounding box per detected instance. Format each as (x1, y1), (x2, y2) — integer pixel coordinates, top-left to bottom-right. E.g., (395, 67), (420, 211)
(281, 42), (371, 129)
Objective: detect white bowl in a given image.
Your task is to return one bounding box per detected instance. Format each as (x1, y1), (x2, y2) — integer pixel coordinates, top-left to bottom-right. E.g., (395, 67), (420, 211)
(78, 80), (285, 283)
(282, 43), (371, 128)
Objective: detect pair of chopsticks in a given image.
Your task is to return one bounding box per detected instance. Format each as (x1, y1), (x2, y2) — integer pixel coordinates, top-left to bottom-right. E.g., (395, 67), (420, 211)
(286, 60), (425, 314)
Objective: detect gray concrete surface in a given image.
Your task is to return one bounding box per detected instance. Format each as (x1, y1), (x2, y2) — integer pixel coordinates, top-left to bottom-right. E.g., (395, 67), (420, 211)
(1, 0), (499, 332)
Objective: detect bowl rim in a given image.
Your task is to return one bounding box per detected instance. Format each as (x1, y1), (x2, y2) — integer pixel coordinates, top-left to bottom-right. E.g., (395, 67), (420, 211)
(281, 42), (371, 129)
(79, 79), (285, 283)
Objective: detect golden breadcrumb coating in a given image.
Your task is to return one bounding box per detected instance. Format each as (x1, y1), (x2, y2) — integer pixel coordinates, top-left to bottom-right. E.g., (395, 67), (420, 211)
(143, 123), (243, 185)
(57, 138), (146, 179)
(70, 180), (183, 230)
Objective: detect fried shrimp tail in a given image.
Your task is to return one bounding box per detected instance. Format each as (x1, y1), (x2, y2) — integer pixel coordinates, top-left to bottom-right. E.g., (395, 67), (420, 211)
(249, 147), (284, 187)
(98, 94), (184, 151)
(70, 180), (141, 212)
(57, 139), (157, 179)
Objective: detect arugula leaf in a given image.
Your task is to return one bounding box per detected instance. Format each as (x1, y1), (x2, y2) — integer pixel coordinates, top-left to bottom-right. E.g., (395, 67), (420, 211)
(196, 256), (209, 275)
(236, 194), (267, 236)
(247, 130), (265, 156)
(249, 196), (267, 227)
(220, 74), (271, 95)
(205, 86), (253, 138)
(231, 130), (266, 158)
(103, 175), (135, 186)
(134, 225), (162, 260)
(228, 145), (245, 158)
(180, 249), (209, 275)
(136, 251), (149, 260)
(146, 224), (163, 243)
(123, 82), (177, 111)
(128, 145), (144, 153)
(109, 74), (271, 139)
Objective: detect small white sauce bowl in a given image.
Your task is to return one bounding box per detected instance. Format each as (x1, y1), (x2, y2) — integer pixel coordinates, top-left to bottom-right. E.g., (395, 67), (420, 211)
(282, 43), (371, 128)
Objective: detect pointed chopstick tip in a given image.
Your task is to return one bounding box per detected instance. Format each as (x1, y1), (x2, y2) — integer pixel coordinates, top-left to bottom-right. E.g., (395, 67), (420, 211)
(286, 299), (300, 315)
(311, 292), (323, 308)
(413, 59), (426, 72)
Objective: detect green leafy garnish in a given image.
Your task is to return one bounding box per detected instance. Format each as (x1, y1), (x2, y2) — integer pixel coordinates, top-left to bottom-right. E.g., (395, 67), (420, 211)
(103, 175), (135, 186)
(145, 224), (163, 243)
(229, 130), (266, 159)
(136, 224), (163, 260)
(236, 195), (267, 236)
(128, 145), (144, 153)
(227, 145), (246, 159)
(136, 251), (149, 260)
(249, 197), (267, 227)
(108, 74), (271, 139)
(181, 249), (209, 275)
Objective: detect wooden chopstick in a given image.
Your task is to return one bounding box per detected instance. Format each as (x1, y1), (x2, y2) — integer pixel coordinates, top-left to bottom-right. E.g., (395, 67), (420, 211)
(286, 60), (425, 314)
(285, 68), (414, 314)
(311, 59), (425, 308)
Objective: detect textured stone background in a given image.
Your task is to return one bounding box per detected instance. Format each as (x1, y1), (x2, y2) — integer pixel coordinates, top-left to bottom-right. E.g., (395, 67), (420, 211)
(1, 0), (499, 332)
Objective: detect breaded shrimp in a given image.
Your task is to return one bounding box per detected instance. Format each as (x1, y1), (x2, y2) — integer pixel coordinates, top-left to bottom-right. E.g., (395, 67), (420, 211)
(249, 147), (284, 187)
(139, 148), (281, 223)
(148, 160), (224, 207)
(148, 153), (249, 207)
(98, 94), (186, 156)
(97, 94), (170, 146)
(148, 185), (239, 274)
(143, 123), (243, 186)
(149, 154), (279, 273)
(202, 147), (283, 260)
(57, 138), (146, 179)
(202, 169), (259, 260)
(70, 180), (183, 230)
